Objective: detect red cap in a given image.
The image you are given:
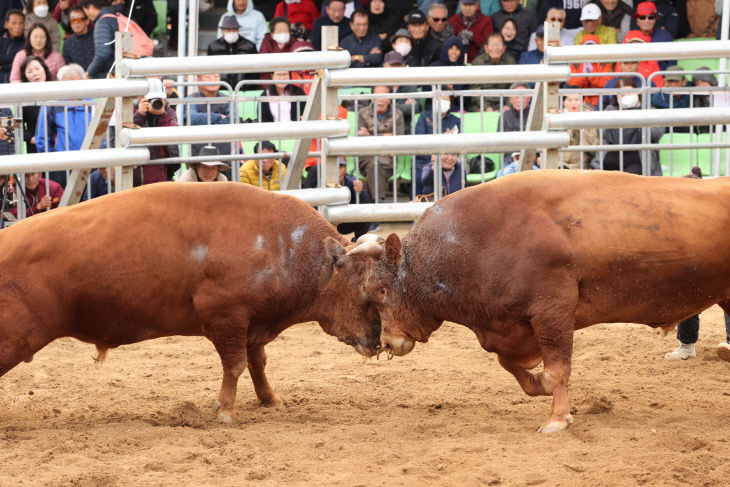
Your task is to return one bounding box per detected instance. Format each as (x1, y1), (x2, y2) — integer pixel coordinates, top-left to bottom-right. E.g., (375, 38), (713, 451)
(623, 30), (650, 43)
(634, 1), (657, 18)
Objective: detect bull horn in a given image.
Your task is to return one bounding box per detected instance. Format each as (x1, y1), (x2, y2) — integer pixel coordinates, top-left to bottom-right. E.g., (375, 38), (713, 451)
(346, 240), (383, 257)
(355, 233), (385, 245)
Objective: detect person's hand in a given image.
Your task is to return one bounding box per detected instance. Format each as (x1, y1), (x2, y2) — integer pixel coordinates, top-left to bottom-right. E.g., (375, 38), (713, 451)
(369, 47), (381, 54)
(404, 98), (413, 105)
(37, 194), (51, 211)
(352, 180), (363, 193)
(30, 136), (35, 144)
(220, 113), (227, 119)
(137, 98), (151, 115)
(357, 126), (370, 136)
(379, 32), (387, 40)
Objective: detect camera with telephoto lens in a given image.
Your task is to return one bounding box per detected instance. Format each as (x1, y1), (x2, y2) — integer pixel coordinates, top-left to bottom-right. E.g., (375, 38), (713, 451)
(149, 98), (165, 110)
(0, 117), (22, 142)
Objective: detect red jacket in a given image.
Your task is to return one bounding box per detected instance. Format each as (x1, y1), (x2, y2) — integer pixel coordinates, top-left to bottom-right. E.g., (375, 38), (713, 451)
(449, 13), (493, 63)
(275, 0), (320, 32)
(10, 178), (64, 218)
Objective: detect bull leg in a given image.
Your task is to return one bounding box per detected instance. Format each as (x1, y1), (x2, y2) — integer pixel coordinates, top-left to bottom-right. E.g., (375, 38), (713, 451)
(497, 354), (550, 396)
(208, 324), (248, 424)
(531, 324), (574, 434)
(247, 344), (282, 407)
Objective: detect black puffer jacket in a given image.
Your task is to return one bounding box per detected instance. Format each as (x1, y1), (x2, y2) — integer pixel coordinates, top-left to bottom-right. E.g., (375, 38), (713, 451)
(206, 36), (259, 91)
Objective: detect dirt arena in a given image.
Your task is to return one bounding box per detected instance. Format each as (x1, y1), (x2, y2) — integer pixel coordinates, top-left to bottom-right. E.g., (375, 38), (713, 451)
(2, 225), (730, 487)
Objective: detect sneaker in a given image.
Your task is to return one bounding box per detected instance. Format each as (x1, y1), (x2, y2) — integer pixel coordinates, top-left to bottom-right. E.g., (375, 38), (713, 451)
(665, 342), (696, 360)
(717, 342), (730, 363)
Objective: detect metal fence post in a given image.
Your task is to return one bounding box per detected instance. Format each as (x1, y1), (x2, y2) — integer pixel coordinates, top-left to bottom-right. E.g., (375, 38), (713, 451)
(115, 31), (135, 191)
(320, 25), (342, 188)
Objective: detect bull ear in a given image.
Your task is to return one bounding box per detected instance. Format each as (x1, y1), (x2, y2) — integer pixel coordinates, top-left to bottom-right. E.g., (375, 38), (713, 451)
(324, 236), (346, 266)
(384, 233), (402, 265)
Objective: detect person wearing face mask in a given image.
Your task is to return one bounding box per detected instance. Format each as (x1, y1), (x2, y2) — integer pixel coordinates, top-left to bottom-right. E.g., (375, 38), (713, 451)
(207, 15), (258, 90)
(260, 17), (301, 54)
(24, 0), (60, 52)
(389, 28), (413, 61)
(217, 0), (266, 50)
(598, 77), (664, 175)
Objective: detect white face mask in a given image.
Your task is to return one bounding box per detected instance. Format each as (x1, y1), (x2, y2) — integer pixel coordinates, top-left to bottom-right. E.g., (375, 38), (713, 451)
(223, 32), (239, 44)
(272, 32), (290, 45)
(394, 42), (411, 57)
(439, 99), (451, 114)
(620, 93), (639, 109)
(33, 5), (49, 17)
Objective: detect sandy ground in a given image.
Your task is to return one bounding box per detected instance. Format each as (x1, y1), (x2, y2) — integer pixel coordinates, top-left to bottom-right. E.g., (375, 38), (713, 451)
(2, 225), (730, 487)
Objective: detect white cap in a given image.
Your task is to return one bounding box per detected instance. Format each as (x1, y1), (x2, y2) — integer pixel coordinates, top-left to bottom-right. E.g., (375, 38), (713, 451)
(145, 77), (167, 100)
(580, 3), (601, 21)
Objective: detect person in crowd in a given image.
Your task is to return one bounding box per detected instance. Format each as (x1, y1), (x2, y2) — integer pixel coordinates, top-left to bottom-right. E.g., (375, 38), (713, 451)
(421, 151), (465, 198)
(84, 167), (114, 199)
(498, 82), (531, 164)
(35, 63), (91, 187)
(590, 0), (631, 42)
(428, 35), (468, 108)
(497, 150), (540, 177)
(651, 65), (691, 109)
(491, 0), (537, 56)
(188, 72), (237, 169)
(239, 140), (287, 190)
(340, 9), (382, 67)
(132, 77), (180, 185)
(311, 0), (351, 50)
(217, 0), (266, 50)
(405, 9), (442, 66)
(471, 31), (516, 111)
(518, 23), (544, 64)
(10, 22), (63, 81)
(24, 0), (60, 52)
(0, 9), (24, 83)
(427, 3), (455, 44)
(449, 0), (492, 62)
(528, 7), (573, 49)
(692, 66), (719, 110)
(53, 0), (80, 35)
(389, 28), (413, 61)
(622, 30), (664, 86)
(357, 85), (404, 202)
(371, 0), (409, 47)
(0, 0), (23, 35)
(207, 15), (258, 90)
(688, 0), (717, 38)
(561, 93), (598, 169)
(178, 145), (230, 182)
(499, 18), (523, 60)
(631, 0), (681, 39)
(631, 0), (674, 70)
(566, 35), (613, 107)
(19, 55), (50, 153)
(382, 50), (420, 133)
(9, 171), (62, 218)
(413, 93), (459, 196)
(260, 16), (300, 54)
(61, 6), (93, 69)
(542, 0), (583, 37)
(575, 2), (617, 45)
(599, 77), (664, 175)
(260, 70), (306, 122)
(80, 0), (120, 79)
(274, 0), (319, 35)
(119, 0), (157, 36)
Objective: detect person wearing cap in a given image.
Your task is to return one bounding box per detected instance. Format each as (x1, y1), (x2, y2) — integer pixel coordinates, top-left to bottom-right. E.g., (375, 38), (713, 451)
(405, 9), (442, 66)
(690, 67), (722, 133)
(207, 15), (258, 90)
(491, 0), (537, 57)
(340, 9), (382, 68)
(132, 77), (180, 185)
(589, 0), (631, 42)
(448, 0), (493, 62)
(216, 0), (266, 50)
(427, 3), (455, 44)
(311, 0), (351, 51)
(383, 50), (420, 132)
(518, 24), (544, 64)
(389, 28), (413, 60)
(574, 3), (617, 45)
(630, 0), (682, 39)
(471, 31), (517, 111)
(565, 35), (614, 107)
(178, 146), (230, 182)
(651, 65), (691, 110)
(631, 1), (674, 46)
(621, 30), (665, 85)
(239, 140), (287, 191)
(527, 7), (574, 50)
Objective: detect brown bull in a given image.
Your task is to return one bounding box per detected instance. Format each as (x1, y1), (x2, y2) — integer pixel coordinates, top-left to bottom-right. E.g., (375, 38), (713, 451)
(353, 170), (730, 433)
(0, 183), (380, 422)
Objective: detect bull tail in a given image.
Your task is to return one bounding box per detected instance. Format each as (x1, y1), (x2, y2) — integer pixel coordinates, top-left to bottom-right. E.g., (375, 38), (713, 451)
(93, 345), (109, 364)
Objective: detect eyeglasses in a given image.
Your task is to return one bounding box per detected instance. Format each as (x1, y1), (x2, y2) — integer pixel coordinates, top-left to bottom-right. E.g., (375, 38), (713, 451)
(70, 18), (87, 23)
(637, 15), (656, 20)
(430, 17), (448, 22)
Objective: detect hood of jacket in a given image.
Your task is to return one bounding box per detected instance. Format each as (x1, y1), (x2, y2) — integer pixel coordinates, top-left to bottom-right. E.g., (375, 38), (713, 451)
(436, 36), (465, 66)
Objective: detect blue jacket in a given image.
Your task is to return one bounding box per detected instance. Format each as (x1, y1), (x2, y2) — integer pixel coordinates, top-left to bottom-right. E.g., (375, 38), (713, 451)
(414, 112), (461, 169)
(518, 49), (543, 65)
(87, 7), (118, 79)
(421, 161), (465, 196)
(340, 30), (382, 67)
(35, 102), (95, 153)
(651, 80), (691, 109)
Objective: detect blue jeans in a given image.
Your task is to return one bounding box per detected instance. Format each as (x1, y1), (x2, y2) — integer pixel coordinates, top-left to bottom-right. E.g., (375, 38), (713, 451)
(677, 312), (730, 344)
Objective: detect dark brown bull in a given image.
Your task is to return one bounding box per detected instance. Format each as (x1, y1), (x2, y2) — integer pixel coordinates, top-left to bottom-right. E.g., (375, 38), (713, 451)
(353, 170), (730, 433)
(0, 183), (380, 422)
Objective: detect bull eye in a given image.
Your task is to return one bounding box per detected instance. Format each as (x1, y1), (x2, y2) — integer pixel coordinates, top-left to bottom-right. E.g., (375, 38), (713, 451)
(380, 288), (386, 295)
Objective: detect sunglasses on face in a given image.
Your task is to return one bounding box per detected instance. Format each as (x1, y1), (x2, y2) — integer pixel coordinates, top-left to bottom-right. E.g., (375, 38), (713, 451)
(430, 17), (448, 22)
(70, 18), (87, 23)
(637, 15), (656, 20)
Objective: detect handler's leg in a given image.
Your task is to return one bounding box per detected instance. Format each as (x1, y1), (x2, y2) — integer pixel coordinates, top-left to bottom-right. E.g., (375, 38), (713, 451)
(247, 343), (282, 407)
(716, 300), (730, 362)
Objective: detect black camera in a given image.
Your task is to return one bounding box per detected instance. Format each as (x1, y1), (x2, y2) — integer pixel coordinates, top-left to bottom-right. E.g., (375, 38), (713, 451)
(149, 98), (165, 110)
(0, 117), (22, 130)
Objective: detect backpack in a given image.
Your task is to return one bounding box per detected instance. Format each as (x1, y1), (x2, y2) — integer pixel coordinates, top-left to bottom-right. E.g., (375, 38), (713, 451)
(100, 13), (154, 58)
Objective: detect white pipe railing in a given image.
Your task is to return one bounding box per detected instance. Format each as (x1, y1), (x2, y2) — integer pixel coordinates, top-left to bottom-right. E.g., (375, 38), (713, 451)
(546, 107), (730, 130)
(120, 120), (350, 147)
(119, 51), (352, 78)
(0, 79), (151, 103)
(545, 40), (730, 64)
(0, 148), (150, 173)
(324, 202), (433, 223)
(278, 187), (351, 206)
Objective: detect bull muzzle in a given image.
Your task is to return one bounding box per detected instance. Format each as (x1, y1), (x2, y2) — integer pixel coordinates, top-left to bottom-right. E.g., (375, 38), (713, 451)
(378, 335), (416, 358)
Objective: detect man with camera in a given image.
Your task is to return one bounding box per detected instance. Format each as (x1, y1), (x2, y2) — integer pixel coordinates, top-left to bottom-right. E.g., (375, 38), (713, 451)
(132, 77), (180, 185)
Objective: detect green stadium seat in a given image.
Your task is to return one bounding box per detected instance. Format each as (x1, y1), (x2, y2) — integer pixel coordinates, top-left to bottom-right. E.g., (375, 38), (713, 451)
(237, 90), (262, 122)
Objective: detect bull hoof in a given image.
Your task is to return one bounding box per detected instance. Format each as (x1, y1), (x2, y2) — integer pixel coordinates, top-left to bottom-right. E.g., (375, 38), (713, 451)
(217, 411), (235, 424)
(260, 397), (284, 408)
(537, 414), (573, 434)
